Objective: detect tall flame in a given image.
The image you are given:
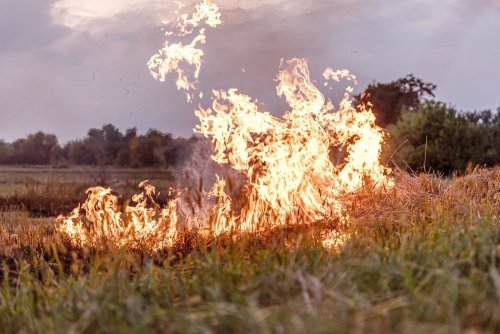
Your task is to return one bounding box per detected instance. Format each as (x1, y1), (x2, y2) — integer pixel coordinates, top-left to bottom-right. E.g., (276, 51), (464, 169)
(195, 57), (391, 231)
(57, 1), (392, 252)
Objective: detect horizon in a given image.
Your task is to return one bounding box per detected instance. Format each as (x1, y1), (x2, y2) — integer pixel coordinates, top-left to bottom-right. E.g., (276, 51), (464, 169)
(1, 0), (499, 142)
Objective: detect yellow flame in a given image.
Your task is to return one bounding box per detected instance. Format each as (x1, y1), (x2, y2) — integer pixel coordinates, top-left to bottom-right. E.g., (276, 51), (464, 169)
(57, 182), (178, 252)
(57, 1), (392, 252)
(195, 57), (391, 230)
(147, 0), (221, 102)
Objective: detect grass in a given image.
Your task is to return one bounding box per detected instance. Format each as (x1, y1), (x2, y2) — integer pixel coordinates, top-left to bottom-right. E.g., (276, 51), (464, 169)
(0, 166), (174, 216)
(0, 167), (498, 333)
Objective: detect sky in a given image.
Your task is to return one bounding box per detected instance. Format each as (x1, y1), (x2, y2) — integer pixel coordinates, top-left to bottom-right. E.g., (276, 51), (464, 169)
(0, 0), (499, 143)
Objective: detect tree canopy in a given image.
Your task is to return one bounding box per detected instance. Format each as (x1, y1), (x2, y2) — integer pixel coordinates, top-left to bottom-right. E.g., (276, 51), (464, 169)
(0, 125), (200, 168)
(354, 74), (436, 127)
(385, 102), (500, 174)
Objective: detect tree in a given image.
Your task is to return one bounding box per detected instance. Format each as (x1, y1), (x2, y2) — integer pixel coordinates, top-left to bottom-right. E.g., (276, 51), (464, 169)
(136, 130), (173, 167)
(385, 102), (499, 174)
(102, 124), (125, 163)
(0, 140), (10, 164)
(355, 75), (436, 127)
(8, 132), (60, 165)
(163, 136), (200, 167)
(115, 127), (139, 167)
(0, 125), (200, 168)
(67, 124), (129, 165)
(67, 140), (98, 165)
(465, 108), (500, 167)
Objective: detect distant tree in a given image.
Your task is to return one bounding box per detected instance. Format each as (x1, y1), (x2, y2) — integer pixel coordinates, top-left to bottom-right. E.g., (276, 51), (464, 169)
(163, 136), (200, 167)
(463, 108), (500, 166)
(0, 140), (10, 164)
(67, 124), (128, 165)
(8, 132), (60, 165)
(0, 125), (213, 169)
(67, 140), (97, 165)
(114, 128), (139, 167)
(102, 124), (125, 163)
(85, 127), (107, 164)
(355, 75), (436, 127)
(385, 102), (499, 174)
(136, 130), (173, 167)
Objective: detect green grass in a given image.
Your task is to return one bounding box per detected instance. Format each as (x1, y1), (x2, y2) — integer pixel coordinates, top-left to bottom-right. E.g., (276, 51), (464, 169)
(0, 167), (498, 333)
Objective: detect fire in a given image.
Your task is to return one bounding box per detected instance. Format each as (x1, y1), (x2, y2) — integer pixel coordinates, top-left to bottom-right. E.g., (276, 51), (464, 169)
(57, 1), (392, 252)
(57, 182), (178, 252)
(195, 57), (391, 230)
(147, 0), (221, 102)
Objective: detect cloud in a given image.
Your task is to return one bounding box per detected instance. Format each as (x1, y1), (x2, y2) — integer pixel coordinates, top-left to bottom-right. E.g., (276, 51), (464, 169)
(0, 0), (499, 142)
(0, 0), (67, 55)
(50, 0), (175, 32)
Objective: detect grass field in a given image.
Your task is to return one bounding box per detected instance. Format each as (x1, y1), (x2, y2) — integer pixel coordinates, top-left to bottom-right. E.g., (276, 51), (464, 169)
(0, 166), (174, 217)
(0, 166), (499, 333)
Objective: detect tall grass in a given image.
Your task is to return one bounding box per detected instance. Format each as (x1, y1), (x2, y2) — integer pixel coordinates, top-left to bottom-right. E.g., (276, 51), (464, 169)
(0, 168), (498, 333)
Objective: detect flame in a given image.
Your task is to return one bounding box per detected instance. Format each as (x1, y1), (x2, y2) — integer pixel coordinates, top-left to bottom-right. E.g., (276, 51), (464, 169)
(57, 182), (178, 252)
(57, 1), (392, 252)
(195, 57), (391, 231)
(147, 0), (221, 102)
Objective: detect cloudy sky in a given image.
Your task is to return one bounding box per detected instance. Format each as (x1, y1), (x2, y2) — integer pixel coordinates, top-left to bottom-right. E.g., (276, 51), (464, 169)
(1, 0), (499, 142)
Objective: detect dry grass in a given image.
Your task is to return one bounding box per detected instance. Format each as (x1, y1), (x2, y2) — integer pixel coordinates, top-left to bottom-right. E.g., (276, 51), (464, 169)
(0, 167), (498, 333)
(0, 166), (174, 216)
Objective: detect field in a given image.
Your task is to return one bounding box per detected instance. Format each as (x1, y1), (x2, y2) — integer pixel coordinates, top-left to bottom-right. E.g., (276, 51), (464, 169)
(0, 166), (175, 217)
(0, 166), (499, 333)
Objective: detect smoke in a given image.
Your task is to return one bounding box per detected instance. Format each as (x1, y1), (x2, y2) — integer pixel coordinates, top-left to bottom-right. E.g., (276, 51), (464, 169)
(173, 138), (247, 228)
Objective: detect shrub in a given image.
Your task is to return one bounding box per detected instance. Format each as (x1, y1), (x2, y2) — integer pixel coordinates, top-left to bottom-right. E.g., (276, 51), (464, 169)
(384, 102), (499, 174)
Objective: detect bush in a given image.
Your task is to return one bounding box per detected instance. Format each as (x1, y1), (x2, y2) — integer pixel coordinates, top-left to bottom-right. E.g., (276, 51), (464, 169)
(384, 102), (499, 174)
(354, 74), (436, 127)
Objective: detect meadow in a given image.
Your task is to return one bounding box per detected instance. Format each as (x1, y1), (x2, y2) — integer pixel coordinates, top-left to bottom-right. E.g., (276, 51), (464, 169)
(0, 166), (175, 217)
(0, 166), (498, 333)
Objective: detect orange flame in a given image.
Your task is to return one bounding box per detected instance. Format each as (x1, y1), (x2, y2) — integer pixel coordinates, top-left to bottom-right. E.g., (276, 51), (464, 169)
(57, 182), (178, 252)
(195, 58), (391, 229)
(57, 1), (392, 252)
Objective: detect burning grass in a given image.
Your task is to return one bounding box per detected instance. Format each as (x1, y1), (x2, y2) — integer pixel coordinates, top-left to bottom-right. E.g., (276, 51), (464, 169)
(0, 166), (174, 217)
(0, 2), (498, 331)
(0, 168), (498, 332)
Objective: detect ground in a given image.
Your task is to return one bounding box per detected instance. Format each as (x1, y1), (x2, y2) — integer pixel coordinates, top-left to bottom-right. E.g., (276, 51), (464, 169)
(0, 166), (498, 333)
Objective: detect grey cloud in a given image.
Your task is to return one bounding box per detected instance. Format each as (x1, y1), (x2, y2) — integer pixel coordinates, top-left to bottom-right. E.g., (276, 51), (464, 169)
(0, 0), (499, 142)
(0, 0), (67, 55)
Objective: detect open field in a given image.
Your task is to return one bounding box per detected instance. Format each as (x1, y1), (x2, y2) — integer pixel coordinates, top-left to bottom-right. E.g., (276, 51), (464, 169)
(0, 167), (498, 333)
(0, 166), (174, 217)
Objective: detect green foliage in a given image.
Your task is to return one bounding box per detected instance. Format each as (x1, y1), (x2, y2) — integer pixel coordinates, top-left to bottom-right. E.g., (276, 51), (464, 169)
(464, 108), (500, 164)
(0, 125), (200, 168)
(1, 132), (60, 165)
(355, 74), (436, 127)
(134, 130), (172, 166)
(385, 102), (500, 174)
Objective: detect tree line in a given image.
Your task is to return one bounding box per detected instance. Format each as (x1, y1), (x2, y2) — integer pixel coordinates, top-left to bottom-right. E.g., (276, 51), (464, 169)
(0, 125), (199, 168)
(355, 75), (500, 174)
(1, 76), (499, 173)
